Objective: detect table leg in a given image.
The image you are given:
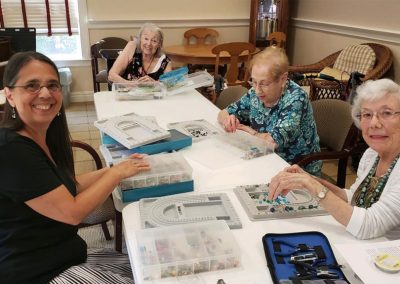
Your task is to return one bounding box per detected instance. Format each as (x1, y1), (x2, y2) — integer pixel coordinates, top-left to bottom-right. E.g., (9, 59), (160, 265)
(115, 210), (122, 252)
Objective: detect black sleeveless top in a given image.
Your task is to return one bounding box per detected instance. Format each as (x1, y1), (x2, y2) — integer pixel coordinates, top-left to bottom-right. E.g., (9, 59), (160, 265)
(123, 50), (170, 81)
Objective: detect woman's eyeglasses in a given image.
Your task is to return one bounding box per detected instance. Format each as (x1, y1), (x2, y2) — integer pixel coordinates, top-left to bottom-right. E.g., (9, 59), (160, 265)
(357, 109), (400, 122)
(248, 80), (275, 91)
(8, 82), (62, 95)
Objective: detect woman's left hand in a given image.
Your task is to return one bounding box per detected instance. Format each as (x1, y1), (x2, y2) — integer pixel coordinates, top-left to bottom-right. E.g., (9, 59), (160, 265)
(137, 75), (155, 82)
(268, 170), (321, 200)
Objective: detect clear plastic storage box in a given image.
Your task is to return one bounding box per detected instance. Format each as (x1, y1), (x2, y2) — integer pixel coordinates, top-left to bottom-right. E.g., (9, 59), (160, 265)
(113, 81), (165, 100)
(118, 152), (194, 202)
(134, 220), (241, 281)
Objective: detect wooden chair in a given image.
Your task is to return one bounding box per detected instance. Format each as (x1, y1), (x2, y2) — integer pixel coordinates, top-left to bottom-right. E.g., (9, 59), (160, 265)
(183, 28), (219, 74)
(289, 43), (393, 101)
(91, 37), (128, 92)
(184, 28), (219, 46)
(72, 140), (114, 242)
(293, 99), (359, 188)
(211, 42), (256, 102)
(267, 32), (286, 49)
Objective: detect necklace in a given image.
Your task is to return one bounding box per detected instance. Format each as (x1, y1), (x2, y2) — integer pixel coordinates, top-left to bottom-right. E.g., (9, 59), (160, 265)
(353, 154), (400, 208)
(142, 54), (155, 76)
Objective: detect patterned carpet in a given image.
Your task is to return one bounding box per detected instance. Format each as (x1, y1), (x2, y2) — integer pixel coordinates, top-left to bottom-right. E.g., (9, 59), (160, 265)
(78, 221), (116, 250)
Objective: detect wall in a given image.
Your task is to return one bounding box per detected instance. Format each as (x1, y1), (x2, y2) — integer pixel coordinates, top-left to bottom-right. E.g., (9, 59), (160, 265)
(288, 0), (400, 82)
(69, 0), (252, 102)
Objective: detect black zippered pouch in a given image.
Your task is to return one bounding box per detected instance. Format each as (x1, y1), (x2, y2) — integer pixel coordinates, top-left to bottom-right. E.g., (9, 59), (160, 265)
(262, 231), (350, 284)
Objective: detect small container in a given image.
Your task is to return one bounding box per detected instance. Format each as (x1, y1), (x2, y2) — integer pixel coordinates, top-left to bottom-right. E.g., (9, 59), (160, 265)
(134, 220), (241, 281)
(118, 152), (194, 202)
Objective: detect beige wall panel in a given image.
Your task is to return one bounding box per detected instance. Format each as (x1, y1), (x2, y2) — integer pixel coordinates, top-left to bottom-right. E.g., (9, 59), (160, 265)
(86, 0), (250, 21)
(291, 0), (400, 30)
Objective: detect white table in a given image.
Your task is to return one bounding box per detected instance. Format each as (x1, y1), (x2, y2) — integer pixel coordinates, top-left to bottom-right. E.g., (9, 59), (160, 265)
(94, 90), (383, 284)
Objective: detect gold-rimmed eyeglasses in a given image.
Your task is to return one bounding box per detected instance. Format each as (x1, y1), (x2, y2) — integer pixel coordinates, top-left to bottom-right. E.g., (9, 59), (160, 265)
(7, 81), (62, 95)
(357, 109), (400, 122)
(248, 79), (276, 91)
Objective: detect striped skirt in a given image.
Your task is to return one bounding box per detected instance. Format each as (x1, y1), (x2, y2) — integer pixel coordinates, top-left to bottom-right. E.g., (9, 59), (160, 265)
(49, 249), (134, 284)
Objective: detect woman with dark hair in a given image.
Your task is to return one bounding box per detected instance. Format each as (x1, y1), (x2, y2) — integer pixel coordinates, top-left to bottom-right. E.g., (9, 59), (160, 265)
(0, 51), (150, 283)
(108, 22), (172, 83)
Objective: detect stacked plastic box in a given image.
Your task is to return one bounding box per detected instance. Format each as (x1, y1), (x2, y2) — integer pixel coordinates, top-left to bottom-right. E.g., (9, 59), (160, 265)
(118, 152), (193, 202)
(135, 221), (241, 281)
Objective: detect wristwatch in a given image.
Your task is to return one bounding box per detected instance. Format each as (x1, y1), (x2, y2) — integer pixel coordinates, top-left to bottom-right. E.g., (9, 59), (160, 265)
(315, 186), (329, 202)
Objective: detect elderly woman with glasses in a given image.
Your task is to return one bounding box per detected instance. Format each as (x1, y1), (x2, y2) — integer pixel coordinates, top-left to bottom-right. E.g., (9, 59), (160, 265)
(269, 78), (400, 240)
(0, 52), (150, 283)
(217, 46), (321, 175)
(108, 22), (172, 83)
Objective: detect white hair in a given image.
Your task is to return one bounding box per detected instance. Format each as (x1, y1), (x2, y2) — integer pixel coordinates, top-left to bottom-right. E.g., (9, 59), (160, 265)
(352, 78), (400, 127)
(136, 22), (164, 57)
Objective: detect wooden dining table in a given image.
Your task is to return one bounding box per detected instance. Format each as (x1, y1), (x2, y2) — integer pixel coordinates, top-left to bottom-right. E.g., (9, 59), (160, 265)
(164, 44), (259, 65)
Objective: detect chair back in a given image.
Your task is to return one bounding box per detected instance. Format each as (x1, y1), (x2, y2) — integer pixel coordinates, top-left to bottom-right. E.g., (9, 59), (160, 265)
(267, 32), (286, 49)
(211, 42), (256, 86)
(72, 140), (114, 240)
(91, 37), (128, 92)
(311, 99), (357, 152)
(215, 85), (248, 109)
(184, 28), (219, 45)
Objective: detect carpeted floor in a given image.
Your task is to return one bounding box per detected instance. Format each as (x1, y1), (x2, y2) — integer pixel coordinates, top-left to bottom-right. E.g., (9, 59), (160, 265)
(78, 221), (117, 250)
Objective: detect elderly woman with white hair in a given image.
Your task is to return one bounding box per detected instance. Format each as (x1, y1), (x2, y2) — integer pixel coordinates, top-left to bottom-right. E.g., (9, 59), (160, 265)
(108, 22), (172, 83)
(268, 78), (400, 240)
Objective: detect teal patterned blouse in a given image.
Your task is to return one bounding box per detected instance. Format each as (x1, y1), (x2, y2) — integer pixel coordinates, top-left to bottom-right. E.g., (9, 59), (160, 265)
(226, 80), (322, 176)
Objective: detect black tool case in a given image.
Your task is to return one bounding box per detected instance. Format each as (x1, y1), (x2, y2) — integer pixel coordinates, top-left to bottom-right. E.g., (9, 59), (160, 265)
(262, 231), (350, 284)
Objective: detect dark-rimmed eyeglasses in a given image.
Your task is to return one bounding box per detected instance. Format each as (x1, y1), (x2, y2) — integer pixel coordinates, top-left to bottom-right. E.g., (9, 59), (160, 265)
(8, 82), (62, 95)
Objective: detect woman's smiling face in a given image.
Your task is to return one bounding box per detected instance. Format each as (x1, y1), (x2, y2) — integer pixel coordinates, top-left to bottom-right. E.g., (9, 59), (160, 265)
(5, 59), (62, 131)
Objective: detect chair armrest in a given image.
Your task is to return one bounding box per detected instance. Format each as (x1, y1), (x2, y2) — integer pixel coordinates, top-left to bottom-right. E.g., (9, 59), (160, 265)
(293, 150), (352, 167)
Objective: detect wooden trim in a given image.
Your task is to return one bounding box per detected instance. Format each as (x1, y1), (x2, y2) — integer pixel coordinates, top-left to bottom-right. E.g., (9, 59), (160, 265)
(87, 18), (249, 30)
(292, 18), (400, 45)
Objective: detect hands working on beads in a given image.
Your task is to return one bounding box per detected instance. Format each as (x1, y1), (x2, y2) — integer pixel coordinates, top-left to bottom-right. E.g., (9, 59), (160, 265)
(268, 165), (323, 201)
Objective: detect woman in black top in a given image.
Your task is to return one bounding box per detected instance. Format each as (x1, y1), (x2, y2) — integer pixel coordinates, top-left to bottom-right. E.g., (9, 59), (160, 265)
(0, 51), (150, 283)
(108, 22), (172, 83)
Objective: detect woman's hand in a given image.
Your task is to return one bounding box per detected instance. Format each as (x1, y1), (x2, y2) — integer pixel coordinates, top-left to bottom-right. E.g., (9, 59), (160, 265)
(237, 124), (257, 135)
(268, 169), (322, 201)
(112, 153), (150, 180)
(137, 75), (155, 82)
(222, 115), (240, 132)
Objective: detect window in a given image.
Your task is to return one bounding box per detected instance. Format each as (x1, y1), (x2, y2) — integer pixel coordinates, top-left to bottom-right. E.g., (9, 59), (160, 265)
(0, 0), (81, 60)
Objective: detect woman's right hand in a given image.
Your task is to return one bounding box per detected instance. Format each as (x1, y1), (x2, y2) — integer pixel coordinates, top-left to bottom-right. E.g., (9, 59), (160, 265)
(222, 115), (240, 132)
(112, 153), (151, 180)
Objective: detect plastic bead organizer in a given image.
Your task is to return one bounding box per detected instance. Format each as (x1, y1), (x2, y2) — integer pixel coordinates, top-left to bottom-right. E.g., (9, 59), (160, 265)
(113, 81), (164, 100)
(135, 220), (241, 282)
(234, 184), (327, 220)
(94, 112), (171, 149)
(139, 193), (242, 229)
(167, 119), (222, 142)
(217, 131), (274, 160)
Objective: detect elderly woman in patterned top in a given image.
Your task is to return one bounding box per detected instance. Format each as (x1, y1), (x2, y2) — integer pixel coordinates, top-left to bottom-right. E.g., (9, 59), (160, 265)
(217, 47), (321, 175)
(268, 79), (400, 239)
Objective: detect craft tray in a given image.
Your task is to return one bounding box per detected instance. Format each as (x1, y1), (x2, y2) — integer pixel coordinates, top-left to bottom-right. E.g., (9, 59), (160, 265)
(117, 152), (193, 202)
(167, 119), (221, 142)
(135, 220), (241, 282)
(100, 129), (192, 166)
(217, 130), (274, 160)
(113, 81), (165, 100)
(139, 193), (242, 229)
(234, 184), (327, 220)
(94, 112), (171, 149)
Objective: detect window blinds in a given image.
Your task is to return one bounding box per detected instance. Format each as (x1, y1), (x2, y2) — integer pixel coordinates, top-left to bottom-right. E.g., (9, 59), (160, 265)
(0, 0), (78, 36)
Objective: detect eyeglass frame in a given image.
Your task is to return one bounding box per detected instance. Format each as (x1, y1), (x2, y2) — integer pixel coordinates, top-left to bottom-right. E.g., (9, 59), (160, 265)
(357, 109), (400, 122)
(7, 81), (62, 95)
(247, 79), (277, 91)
